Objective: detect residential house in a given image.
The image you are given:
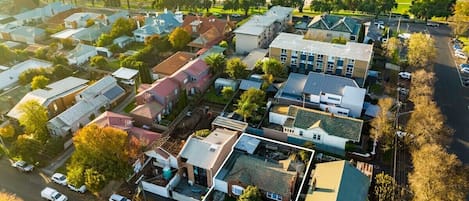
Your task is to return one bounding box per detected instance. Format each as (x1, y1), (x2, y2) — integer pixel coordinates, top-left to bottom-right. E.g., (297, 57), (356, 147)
(170, 58), (211, 95)
(275, 72), (366, 118)
(269, 105), (363, 155)
(234, 6), (293, 54)
(306, 14), (362, 42)
(7, 77), (89, 120)
(72, 23), (111, 44)
(305, 160), (370, 201)
(269, 33), (373, 84)
(0, 59), (52, 90)
(206, 133), (314, 201)
(14, 2), (74, 25)
(64, 12), (101, 28)
(363, 21), (381, 44)
(66, 43), (97, 65)
(129, 101), (165, 126)
(0, 23), (20, 41)
(113, 35), (134, 48)
(105, 11), (129, 25)
(10, 26), (46, 44)
(47, 76), (125, 136)
(214, 78), (239, 92)
(198, 45), (226, 60)
(133, 9), (182, 42)
(90, 111), (162, 146)
(50, 28), (85, 41)
(242, 48), (268, 70)
(239, 79), (262, 91)
(181, 15), (235, 50)
(152, 51), (196, 80)
(173, 128), (239, 199)
(112, 67), (139, 86)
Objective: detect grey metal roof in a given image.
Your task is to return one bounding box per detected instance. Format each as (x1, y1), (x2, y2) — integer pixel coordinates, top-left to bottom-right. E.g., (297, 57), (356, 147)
(282, 73), (307, 96)
(303, 72), (359, 95)
(239, 79), (262, 90)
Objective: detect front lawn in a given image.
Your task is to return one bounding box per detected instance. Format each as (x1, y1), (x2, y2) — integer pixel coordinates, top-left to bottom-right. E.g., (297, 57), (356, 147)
(203, 87), (230, 105)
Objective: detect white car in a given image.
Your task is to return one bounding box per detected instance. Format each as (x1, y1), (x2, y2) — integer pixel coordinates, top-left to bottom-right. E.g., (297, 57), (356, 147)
(68, 183), (87, 193)
(455, 52), (468, 60)
(109, 194), (131, 201)
(461, 67), (469, 74)
(397, 87), (409, 95)
(398, 72), (412, 79)
(12, 160), (34, 172)
(231, 13), (241, 17)
(51, 173), (67, 186)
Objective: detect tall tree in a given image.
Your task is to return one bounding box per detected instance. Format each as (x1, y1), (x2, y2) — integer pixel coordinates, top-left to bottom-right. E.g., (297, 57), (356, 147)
(0, 44), (16, 65)
(31, 75), (49, 90)
(370, 97), (394, 150)
(410, 0), (454, 21)
(383, 37), (400, 61)
(406, 98), (452, 149)
(408, 69), (435, 103)
(221, 86), (234, 99)
(204, 53), (226, 74)
(235, 88), (265, 122)
(0, 192), (24, 201)
(11, 134), (42, 163)
(262, 58), (286, 80)
(239, 0), (254, 16)
(0, 125), (16, 141)
(409, 144), (469, 201)
(169, 27), (191, 50)
(226, 57), (247, 79)
(374, 172), (396, 201)
(67, 124), (133, 192)
(310, 0), (335, 13)
(407, 33), (436, 69)
(90, 55), (108, 69)
(18, 100), (49, 143)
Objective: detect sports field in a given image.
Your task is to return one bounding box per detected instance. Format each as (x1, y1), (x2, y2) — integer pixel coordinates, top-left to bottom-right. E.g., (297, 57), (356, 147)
(393, 0), (412, 14)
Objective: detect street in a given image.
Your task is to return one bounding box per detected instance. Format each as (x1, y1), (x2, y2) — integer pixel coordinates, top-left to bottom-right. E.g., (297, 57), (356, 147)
(0, 158), (98, 200)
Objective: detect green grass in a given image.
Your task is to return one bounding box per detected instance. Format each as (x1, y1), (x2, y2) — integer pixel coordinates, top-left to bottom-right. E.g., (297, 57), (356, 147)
(108, 59), (121, 70)
(123, 100), (136, 113)
(0, 85), (31, 114)
(203, 87), (230, 105)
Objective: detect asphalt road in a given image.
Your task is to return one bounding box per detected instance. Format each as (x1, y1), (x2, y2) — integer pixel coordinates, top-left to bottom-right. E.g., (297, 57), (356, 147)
(429, 25), (469, 164)
(0, 158), (97, 201)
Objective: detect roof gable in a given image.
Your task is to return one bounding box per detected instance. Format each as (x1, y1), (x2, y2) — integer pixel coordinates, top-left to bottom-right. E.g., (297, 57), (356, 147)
(290, 106), (363, 141)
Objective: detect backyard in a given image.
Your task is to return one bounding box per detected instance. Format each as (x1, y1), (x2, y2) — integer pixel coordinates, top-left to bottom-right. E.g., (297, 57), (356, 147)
(0, 85), (31, 116)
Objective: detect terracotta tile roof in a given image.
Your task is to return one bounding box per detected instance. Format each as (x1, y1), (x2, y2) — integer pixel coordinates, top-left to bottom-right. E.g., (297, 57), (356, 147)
(182, 16), (234, 36)
(180, 58), (209, 77)
(128, 127), (162, 146)
(130, 101), (164, 119)
(152, 77), (180, 98)
(152, 51), (196, 76)
(188, 26), (223, 48)
(90, 111), (133, 129)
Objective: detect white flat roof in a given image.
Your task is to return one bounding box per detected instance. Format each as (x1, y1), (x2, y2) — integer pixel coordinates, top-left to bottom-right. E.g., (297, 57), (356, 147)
(112, 67), (139, 80)
(50, 28), (85, 39)
(234, 15), (276, 36)
(270, 33), (373, 62)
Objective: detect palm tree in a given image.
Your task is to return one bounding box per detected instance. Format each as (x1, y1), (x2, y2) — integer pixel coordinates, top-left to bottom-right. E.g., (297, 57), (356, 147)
(235, 100), (257, 122)
(204, 53), (226, 75)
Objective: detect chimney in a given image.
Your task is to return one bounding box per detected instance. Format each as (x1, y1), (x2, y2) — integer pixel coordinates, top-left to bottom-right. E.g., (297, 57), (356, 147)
(137, 20), (141, 29)
(164, 8), (168, 14)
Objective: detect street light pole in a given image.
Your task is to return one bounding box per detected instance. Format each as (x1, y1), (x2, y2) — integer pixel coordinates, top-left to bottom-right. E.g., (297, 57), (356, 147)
(392, 75), (401, 201)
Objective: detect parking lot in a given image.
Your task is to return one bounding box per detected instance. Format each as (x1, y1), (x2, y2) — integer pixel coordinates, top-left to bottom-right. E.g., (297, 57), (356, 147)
(449, 39), (469, 87)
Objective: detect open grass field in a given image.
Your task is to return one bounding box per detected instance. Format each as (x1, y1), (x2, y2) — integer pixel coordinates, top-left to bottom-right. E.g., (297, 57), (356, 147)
(393, 0), (412, 14)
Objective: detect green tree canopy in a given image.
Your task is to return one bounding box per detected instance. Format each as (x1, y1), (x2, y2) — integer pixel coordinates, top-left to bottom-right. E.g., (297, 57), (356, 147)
(370, 97), (394, 150)
(11, 134), (42, 164)
(221, 86), (234, 100)
(204, 53), (226, 74)
(18, 68), (50, 85)
(407, 33), (436, 69)
(90, 55), (108, 68)
(169, 27), (191, 50)
(31, 75), (50, 90)
(0, 191), (24, 201)
(67, 124), (134, 192)
(238, 185), (262, 201)
(374, 172), (396, 201)
(226, 57), (247, 79)
(410, 0), (454, 21)
(409, 144), (469, 201)
(262, 58), (286, 80)
(18, 100), (49, 143)
(0, 44), (16, 65)
(110, 17), (136, 37)
(235, 88), (265, 122)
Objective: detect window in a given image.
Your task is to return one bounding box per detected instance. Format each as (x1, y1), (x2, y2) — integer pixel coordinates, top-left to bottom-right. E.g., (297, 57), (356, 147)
(281, 49), (287, 55)
(266, 192), (283, 201)
(291, 58), (297, 65)
(232, 185), (244, 196)
(326, 62), (334, 73)
(313, 134), (317, 140)
(292, 51), (298, 58)
(174, 88), (178, 95)
(346, 65), (354, 77)
(316, 61), (323, 71)
(317, 54), (324, 61)
(328, 96), (340, 101)
(300, 130), (303, 136)
(350, 35), (356, 41)
(317, 135), (321, 140)
(280, 56), (287, 64)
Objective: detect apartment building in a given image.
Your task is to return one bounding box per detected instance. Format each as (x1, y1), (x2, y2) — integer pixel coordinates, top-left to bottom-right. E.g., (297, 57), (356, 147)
(269, 33), (373, 85)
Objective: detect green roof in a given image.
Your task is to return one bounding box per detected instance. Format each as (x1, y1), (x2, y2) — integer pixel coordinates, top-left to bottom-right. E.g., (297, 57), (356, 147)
(291, 106), (363, 141)
(308, 14), (361, 35)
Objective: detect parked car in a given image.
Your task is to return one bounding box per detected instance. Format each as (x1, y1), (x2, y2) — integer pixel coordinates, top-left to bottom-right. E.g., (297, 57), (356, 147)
(109, 194), (131, 201)
(459, 64), (469, 69)
(426, 22), (439, 27)
(461, 67), (469, 74)
(397, 87), (409, 95)
(453, 44), (462, 50)
(41, 187), (68, 201)
(463, 79), (469, 86)
(398, 72), (412, 79)
(455, 52), (468, 60)
(231, 13), (241, 18)
(68, 183), (87, 193)
(51, 173), (67, 186)
(12, 160), (34, 172)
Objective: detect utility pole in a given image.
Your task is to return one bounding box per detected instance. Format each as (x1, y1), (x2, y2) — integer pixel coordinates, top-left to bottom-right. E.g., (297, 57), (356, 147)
(392, 75), (401, 201)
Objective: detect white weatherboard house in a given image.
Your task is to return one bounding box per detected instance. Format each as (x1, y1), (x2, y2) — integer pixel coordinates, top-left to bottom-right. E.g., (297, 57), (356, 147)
(67, 43), (97, 65)
(0, 59), (52, 90)
(47, 76), (125, 136)
(269, 105), (363, 155)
